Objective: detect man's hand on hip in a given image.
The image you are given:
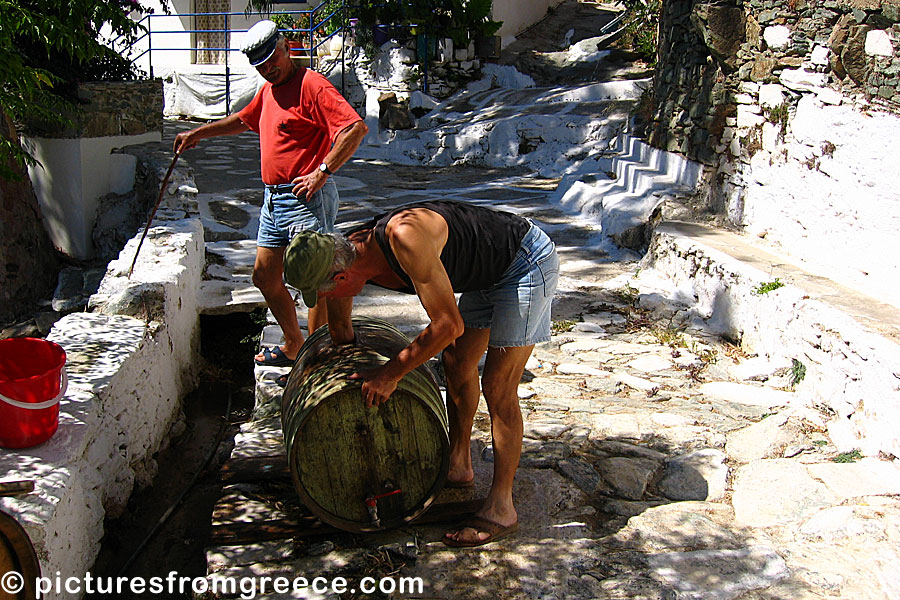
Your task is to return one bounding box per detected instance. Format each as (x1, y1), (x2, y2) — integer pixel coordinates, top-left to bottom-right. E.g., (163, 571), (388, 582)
(291, 169), (328, 199)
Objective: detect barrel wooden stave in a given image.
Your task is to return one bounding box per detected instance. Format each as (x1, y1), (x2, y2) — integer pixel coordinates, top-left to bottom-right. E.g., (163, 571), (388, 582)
(0, 511), (40, 600)
(281, 318), (448, 532)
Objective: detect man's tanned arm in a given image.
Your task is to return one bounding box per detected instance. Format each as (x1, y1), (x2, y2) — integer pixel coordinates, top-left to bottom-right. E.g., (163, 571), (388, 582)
(356, 210), (464, 406)
(291, 120), (368, 198)
(325, 296), (355, 344)
(173, 113), (250, 154)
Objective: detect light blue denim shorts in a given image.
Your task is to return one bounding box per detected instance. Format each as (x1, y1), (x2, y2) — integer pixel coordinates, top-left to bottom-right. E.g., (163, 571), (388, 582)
(457, 223), (559, 348)
(257, 178), (339, 248)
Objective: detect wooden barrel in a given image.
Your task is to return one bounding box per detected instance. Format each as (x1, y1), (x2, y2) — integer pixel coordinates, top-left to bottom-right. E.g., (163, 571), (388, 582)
(281, 317), (449, 532)
(0, 510), (40, 600)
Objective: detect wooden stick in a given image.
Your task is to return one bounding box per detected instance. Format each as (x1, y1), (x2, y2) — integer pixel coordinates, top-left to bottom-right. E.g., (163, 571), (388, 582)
(128, 151), (181, 278)
(0, 480), (35, 497)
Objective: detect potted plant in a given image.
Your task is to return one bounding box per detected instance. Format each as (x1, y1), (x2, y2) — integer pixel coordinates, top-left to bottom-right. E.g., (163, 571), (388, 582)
(442, 0), (502, 57)
(271, 11), (306, 56)
(472, 0), (503, 59)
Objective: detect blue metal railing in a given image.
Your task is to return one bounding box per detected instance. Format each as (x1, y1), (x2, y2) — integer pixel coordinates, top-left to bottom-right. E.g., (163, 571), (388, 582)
(120, 2), (347, 115)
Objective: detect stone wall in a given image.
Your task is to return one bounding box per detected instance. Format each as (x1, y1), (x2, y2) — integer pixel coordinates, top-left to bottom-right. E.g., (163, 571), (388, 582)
(642, 0), (900, 459)
(646, 0), (900, 305)
(27, 79), (163, 138)
(648, 0), (900, 167)
(0, 113), (59, 325)
(0, 155), (202, 599)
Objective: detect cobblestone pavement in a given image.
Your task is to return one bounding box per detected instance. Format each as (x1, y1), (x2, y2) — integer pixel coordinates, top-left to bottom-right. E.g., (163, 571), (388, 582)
(158, 2), (900, 593)
(161, 110), (900, 600)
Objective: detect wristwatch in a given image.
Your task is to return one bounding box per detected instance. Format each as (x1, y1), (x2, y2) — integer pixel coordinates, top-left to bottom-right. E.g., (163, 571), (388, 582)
(319, 162), (333, 176)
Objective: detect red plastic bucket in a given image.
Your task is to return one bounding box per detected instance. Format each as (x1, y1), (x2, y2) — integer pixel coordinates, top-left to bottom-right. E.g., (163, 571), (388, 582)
(0, 338), (67, 449)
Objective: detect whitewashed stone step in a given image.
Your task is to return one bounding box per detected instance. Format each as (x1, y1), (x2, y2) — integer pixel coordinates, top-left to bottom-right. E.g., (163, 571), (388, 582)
(699, 381), (795, 408)
(732, 459), (837, 527)
(626, 354), (673, 372)
(725, 356), (789, 382)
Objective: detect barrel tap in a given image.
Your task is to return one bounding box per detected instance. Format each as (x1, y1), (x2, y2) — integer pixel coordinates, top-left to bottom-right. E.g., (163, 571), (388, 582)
(364, 484), (402, 528)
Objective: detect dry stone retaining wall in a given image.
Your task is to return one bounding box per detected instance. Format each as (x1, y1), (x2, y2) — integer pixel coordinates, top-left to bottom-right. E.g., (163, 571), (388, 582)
(640, 225), (900, 460)
(643, 0), (900, 459)
(649, 0), (900, 167)
(647, 0), (900, 303)
(0, 152), (201, 599)
(26, 80), (163, 138)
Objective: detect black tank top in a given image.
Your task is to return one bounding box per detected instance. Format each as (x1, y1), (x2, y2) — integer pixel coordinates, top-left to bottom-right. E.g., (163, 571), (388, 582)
(353, 200), (530, 294)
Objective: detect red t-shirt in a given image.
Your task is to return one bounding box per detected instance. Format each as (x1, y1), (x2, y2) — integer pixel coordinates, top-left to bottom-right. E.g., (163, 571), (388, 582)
(238, 68), (362, 185)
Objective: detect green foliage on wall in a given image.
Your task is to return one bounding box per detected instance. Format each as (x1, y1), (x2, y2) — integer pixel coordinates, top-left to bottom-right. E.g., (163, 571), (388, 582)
(247, 1), (502, 48)
(621, 0), (661, 65)
(0, 0), (164, 180)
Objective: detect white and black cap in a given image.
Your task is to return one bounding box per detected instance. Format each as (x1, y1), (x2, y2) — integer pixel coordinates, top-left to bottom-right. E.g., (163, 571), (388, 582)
(242, 20), (280, 66)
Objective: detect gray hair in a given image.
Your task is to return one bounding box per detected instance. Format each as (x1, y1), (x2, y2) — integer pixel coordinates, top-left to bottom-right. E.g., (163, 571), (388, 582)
(331, 232), (356, 271)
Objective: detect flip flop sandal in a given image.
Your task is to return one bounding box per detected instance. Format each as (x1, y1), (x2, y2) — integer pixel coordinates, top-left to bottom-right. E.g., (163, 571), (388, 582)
(442, 516), (518, 548)
(255, 346), (295, 367)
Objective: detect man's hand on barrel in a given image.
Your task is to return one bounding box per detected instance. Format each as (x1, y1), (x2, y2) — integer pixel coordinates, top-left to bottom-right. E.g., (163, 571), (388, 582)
(349, 367), (400, 407)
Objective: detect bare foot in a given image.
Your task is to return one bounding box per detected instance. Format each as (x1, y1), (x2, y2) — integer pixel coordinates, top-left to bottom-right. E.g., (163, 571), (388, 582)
(446, 465), (474, 487)
(443, 512), (519, 546)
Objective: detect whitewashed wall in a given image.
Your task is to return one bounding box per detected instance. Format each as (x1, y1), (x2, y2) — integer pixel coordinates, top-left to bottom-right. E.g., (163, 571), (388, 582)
(23, 134), (160, 260)
(493, 0), (564, 46)
(127, 0), (261, 72)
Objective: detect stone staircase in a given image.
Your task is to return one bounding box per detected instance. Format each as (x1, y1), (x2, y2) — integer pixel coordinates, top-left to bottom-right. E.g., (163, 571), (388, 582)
(553, 135), (703, 249)
(368, 75), (649, 176)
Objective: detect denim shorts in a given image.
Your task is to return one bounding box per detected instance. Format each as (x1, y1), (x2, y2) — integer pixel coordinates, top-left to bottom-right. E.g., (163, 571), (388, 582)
(257, 178), (339, 248)
(457, 223), (559, 348)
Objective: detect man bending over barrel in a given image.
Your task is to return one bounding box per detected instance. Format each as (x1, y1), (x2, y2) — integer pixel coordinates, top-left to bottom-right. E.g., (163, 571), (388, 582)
(282, 200), (558, 547)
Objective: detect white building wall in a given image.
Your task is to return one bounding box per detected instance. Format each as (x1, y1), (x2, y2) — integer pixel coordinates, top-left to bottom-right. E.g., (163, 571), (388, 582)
(23, 133), (160, 260)
(128, 1), (318, 72)
(127, 1), (560, 71)
(493, 0), (564, 46)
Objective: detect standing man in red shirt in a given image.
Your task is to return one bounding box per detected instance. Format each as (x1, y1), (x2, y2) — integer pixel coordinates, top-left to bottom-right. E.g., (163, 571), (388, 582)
(174, 20), (367, 367)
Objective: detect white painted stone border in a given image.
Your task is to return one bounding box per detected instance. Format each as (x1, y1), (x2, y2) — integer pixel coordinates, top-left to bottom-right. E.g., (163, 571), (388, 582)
(638, 225), (900, 460)
(553, 136), (703, 245)
(0, 184), (203, 599)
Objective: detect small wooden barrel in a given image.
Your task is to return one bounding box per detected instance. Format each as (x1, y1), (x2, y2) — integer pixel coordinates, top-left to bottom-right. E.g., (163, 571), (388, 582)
(0, 510), (40, 600)
(281, 318), (449, 532)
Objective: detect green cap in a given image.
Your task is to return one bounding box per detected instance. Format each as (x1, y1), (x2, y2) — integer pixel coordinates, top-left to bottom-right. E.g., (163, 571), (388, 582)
(283, 231), (335, 308)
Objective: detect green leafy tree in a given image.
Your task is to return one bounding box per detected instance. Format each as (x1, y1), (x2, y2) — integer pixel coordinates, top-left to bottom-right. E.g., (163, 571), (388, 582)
(621, 0), (660, 65)
(0, 0), (160, 179)
(0, 1), (164, 326)
(442, 0), (501, 47)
